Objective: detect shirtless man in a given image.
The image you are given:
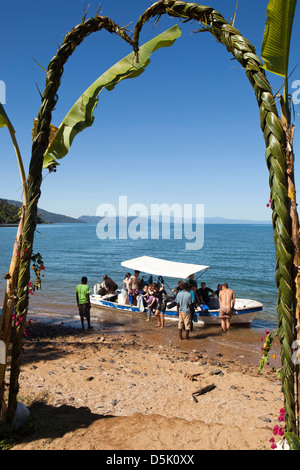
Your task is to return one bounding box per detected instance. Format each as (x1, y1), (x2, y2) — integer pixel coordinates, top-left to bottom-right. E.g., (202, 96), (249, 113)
(219, 283), (235, 332)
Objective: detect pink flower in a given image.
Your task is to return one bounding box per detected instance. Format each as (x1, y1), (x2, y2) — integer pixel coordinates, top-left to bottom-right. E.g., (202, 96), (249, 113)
(273, 425), (284, 436)
(269, 437), (277, 449)
(278, 408), (285, 422)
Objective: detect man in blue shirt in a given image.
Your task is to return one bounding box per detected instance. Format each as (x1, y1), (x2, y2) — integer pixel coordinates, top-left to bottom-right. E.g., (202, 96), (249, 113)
(176, 282), (194, 340)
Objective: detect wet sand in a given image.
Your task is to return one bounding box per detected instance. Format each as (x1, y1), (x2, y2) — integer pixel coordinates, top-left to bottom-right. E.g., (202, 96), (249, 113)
(9, 308), (283, 451)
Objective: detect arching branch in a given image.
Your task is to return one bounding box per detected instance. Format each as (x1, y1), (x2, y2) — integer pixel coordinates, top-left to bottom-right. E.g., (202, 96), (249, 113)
(7, 15), (133, 422)
(133, 0), (296, 433)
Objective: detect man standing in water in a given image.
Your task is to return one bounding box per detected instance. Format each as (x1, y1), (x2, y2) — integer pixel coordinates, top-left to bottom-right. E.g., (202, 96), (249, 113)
(76, 276), (93, 331)
(219, 283), (235, 332)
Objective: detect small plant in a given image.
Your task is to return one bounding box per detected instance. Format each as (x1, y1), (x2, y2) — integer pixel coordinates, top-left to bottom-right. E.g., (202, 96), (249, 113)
(30, 252), (45, 293)
(258, 330), (278, 374)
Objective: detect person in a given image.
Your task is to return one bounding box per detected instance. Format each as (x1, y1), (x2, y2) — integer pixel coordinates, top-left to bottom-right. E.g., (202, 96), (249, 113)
(214, 284), (222, 298)
(145, 284), (157, 321)
(189, 284), (197, 331)
(119, 272), (131, 304)
(129, 270), (140, 304)
(197, 282), (215, 306)
(176, 282), (194, 340)
(130, 270), (140, 290)
(122, 272), (131, 292)
(154, 283), (168, 328)
(187, 273), (197, 290)
(141, 284), (149, 306)
(172, 280), (183, 294)
(219, 283), (235, 332)
(76, 276), (93, 331)
(102, 274), (118, 294)
(189, 285), (196, 303)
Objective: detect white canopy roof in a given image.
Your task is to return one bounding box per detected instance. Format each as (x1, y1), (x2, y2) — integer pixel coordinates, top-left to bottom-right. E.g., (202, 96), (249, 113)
(121, 256), (210, 279)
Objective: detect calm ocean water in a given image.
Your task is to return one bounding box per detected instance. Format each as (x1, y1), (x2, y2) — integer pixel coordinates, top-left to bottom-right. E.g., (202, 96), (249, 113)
(0, 223), (278, 332)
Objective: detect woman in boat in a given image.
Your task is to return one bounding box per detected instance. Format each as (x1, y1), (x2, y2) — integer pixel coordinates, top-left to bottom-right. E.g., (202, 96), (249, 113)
(129, 270), (140, 305)
(120, 272), (131, 304)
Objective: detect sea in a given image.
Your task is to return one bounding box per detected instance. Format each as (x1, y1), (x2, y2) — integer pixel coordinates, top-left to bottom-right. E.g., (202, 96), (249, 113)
(0, 222), (278, 337)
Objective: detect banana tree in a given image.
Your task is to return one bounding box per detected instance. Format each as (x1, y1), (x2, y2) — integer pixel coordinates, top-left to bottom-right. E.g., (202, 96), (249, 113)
(3, 21), (181, 423)
(261, 0), (299, 434)
(131, 0), (299, 434)
(0, 103), (27, 421)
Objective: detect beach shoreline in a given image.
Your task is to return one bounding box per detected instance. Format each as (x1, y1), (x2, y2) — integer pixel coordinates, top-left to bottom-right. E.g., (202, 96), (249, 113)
(6, 312), (283, 451)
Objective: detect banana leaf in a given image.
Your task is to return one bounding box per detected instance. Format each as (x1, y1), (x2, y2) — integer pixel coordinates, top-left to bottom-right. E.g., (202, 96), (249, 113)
(261, 0), (297, 77)
(42, 25), (182, 169)
(0, 103), (27, 200)
(0, 102), (11, 128)
(284, 432), (300, 450)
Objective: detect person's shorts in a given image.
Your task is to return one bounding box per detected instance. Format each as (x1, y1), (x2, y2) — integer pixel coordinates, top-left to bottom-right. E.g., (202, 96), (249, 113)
(178, 311), (192, 330)
(219, 306), (233, 319)
(157, 301), (167, 313)
(79, 303), (90, 319)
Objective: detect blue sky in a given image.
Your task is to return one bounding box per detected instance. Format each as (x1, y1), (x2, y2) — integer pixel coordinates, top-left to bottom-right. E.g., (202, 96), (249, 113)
(1, 0), (299, 221)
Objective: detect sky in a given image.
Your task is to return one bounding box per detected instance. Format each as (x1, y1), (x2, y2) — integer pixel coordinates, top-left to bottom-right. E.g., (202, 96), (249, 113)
(1, 0), (300, 221)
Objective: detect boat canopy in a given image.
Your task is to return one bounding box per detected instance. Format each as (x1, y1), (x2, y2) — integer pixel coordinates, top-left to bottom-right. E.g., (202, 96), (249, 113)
(121, 256), (210, 279)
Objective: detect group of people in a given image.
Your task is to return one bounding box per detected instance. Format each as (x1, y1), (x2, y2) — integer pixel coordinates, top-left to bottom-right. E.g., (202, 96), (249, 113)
(174, 280), (235, 339)
(75, 272), (236, 335)
(120, 270), (168, 328)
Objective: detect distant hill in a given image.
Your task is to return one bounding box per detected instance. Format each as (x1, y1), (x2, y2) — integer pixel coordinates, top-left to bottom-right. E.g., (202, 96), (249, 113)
(0, 199), (44, 225)
(4, 199), (85, 224)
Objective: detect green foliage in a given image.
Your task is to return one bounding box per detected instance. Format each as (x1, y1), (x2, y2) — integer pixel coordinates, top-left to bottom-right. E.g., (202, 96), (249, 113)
(0, 199), (22, 224)
(0, 199), (43, 224)
(258, 330), (277, 374)
(261, 0), (297, 77)
(284, 432), (300, 450)
(0, 103), (10, 128)
(43, 25), (181, 169)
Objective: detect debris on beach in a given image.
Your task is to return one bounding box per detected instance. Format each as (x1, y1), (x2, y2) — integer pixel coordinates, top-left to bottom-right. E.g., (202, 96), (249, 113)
(192, 384), (216, 403)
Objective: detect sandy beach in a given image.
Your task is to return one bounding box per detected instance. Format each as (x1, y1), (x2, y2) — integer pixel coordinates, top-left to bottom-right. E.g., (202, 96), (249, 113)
(4, 310), (283, 451)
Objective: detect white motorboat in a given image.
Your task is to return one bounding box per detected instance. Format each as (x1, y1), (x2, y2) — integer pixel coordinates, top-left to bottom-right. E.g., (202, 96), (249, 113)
(90, 256), (263, 327)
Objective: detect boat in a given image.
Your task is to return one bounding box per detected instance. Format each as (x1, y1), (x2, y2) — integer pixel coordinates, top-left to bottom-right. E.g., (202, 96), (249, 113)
(90, 256), (263, 327)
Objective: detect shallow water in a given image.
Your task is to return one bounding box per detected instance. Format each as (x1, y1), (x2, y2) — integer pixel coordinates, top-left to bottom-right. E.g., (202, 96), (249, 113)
(0, 223), (278, 344)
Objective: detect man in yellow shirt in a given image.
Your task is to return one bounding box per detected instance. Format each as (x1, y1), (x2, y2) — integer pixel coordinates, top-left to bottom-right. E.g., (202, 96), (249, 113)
(76, 276), (93, 331)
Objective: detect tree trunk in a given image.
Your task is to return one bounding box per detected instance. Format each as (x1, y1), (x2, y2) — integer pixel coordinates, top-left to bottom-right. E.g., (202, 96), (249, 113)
(0, 205), (25, 422)
(285, 121), (300, 434)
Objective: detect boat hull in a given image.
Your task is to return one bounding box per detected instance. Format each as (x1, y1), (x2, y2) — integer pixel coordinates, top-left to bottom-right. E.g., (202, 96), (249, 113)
(90, 295), (262, 327)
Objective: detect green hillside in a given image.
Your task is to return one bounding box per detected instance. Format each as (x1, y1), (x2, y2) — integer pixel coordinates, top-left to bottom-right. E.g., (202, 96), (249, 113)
(2, 199), (84, 224)
(0, 199), (44, 224)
